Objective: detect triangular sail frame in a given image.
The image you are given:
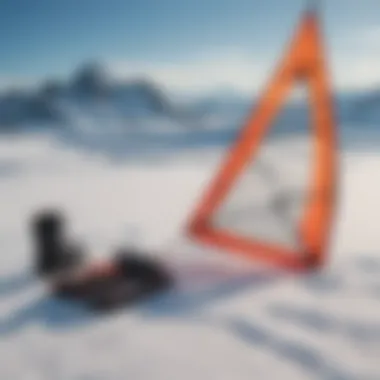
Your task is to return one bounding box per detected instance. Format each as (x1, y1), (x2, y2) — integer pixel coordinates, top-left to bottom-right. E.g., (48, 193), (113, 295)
(186, 10), (337, 270)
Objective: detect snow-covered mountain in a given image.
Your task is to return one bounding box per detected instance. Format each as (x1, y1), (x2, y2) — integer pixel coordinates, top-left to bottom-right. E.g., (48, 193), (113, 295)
(0, 62), (379, 161)
(0, 89), (59, 130)
(1, 61), (378, 136)
(0, 62), (195, 133)
(348, 88), (380, 125)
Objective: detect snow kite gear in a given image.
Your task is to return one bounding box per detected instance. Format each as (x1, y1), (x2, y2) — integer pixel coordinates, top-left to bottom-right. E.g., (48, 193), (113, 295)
(31, 210), (172, 311)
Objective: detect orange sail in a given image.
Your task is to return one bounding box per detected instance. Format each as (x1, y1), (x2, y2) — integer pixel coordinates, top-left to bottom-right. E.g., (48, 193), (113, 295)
(186, 10), (337, 270)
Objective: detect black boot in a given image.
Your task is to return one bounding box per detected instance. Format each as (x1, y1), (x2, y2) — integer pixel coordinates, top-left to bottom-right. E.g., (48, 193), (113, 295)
(32, 210), (85, 277)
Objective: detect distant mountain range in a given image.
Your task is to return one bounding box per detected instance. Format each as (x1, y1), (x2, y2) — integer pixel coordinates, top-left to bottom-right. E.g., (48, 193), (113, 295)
(0, 61), (378, 135)
(0, 62), (196, 132)
(347, 89), (380, 125)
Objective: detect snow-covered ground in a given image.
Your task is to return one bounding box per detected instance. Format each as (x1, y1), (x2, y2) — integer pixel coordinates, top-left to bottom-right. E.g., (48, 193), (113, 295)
(0, 129), (379, 380)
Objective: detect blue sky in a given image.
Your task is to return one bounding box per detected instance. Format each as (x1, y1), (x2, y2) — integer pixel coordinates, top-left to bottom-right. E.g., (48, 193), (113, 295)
(0, 0), (379, 93)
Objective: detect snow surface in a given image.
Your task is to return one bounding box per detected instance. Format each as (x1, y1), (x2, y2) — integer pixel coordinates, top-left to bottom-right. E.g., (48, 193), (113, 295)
(0, 130), (379, 380)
